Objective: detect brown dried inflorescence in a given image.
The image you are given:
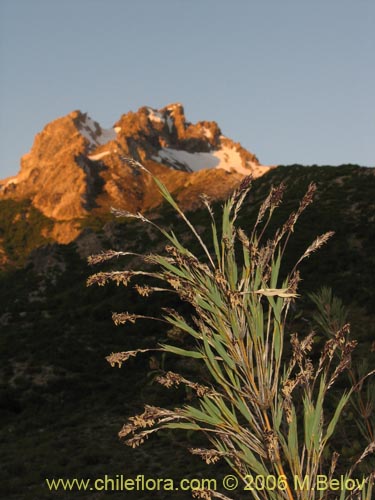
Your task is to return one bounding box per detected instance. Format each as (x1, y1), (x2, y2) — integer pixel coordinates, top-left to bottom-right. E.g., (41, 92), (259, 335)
(298, 182), (317, 212)
(263, 429), (280, 462)
(155, 371), (183, 388)
(166, 274), (182, 290)
(286, 270), (301, 302)
(328, 339), (357, 389)
(290, 332), (314, 366)
(134, 284), (153, 297)
(86, 271), (133, 287)
(316, 323), (353, 381)
(238, 174), (253, 193)
(296, 231), (335, 268)
(112, 312), (137, 326)
(269, 182), (286, 209)
(88, 250), (133, 266)
(118, 405), (185, 448)
(237, 228), (250, 248)
(105, 350), (140, 368)
(192, 490), (213, 500)
(189, 447), (225, 464)
(256, 182), (286, 225)
(156, 371), (214, 397)
(282, 378), (299, 423)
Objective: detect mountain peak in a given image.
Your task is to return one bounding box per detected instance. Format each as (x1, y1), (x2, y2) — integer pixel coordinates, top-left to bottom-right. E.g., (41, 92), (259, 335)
(0, 104), (272, 243)
(73, 112), (118, 150)
(112, 103), (267, 175)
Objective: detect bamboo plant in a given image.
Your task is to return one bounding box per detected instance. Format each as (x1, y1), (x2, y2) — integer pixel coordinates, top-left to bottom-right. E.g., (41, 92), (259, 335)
(88, 159), (374, 500)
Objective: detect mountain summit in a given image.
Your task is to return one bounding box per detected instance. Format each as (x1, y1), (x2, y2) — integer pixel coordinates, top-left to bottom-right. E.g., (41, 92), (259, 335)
(0, 104), (272, 243)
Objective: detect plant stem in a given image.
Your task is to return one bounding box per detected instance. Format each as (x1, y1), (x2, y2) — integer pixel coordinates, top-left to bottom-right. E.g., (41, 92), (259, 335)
(263, 410), (295, 500)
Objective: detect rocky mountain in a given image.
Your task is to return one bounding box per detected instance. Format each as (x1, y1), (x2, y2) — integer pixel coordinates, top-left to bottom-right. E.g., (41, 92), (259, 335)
(0, 104), (271, 245)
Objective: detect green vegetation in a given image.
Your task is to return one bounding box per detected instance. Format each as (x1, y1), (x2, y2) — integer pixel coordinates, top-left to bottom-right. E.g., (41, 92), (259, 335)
(0, 199), (53, 264)
(78, 211), (114, 232)
(0, 245), (228, 500)
(89, 162), (374, 499)
(0, 164), (374, 499)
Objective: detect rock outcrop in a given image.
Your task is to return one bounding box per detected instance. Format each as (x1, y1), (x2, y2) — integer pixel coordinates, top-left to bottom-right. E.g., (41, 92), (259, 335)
(0, 104), (273, 244)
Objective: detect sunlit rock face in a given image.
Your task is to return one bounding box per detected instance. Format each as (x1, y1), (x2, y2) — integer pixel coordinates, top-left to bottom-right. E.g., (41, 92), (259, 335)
(0, 105), (272, 243)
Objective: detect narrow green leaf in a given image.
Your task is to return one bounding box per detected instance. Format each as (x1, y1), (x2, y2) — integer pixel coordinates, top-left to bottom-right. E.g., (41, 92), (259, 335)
(165, 422), (201, 431)
(159, 344), (204, 359)
(270, 251), (281, 289)
(211, 221), (221, 265)
(163, 315), (201, 339)
(184, 404), (221, 425)
(324, 390), (351, 443)
(287, 406), (299, 472)
(212, 335), (236, 370)
(254, 288), (297, 298)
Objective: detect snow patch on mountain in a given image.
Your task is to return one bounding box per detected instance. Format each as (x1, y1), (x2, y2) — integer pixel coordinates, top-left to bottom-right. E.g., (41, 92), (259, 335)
(88, 151), (111, 161)
(166, 115), (174, 132)
(0, 177), (18, 190)
(203, 127), (213, 139)
(147, 108), (165, 124)
(78, 115), (117, 148)
(152, 146), (254, 175)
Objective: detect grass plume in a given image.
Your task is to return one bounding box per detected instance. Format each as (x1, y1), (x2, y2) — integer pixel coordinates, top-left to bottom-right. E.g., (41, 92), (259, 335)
(89, 161), (374, 500)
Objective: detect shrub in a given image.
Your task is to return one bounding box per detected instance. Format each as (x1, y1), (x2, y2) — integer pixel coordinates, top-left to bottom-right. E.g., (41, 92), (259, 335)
(88, 160), (374, 500)
(0, 199), (53, 264)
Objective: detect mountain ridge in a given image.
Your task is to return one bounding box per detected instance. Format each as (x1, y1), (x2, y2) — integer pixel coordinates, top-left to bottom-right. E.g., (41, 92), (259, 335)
(0, 104), (272, 247)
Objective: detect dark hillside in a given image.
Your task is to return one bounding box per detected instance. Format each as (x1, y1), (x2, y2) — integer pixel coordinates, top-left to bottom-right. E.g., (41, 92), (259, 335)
(0, 164), (374, 499)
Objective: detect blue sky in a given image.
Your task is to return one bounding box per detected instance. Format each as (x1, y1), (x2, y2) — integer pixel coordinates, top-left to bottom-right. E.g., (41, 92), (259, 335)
(0, 0), (374, 178)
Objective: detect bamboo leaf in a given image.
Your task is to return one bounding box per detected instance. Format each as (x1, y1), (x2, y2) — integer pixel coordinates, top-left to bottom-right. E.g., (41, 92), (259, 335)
(184, 404), (222, 425)
(270, 251), (281, 289)
(211, 221), (221, 266)
(163, 314), (201, 339)
(212, 335), (236, 370)
(159, 344), (204, 359)
(287, 406), (300, 472)
(254, 288), (298, 298)
(165, 422), (201, 431)
(303, 395), (315, 452)
(324, 390), (352, 443)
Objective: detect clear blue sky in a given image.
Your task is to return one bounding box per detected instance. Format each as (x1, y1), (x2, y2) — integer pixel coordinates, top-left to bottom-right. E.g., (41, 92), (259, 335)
(1, 0), (374, 178)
